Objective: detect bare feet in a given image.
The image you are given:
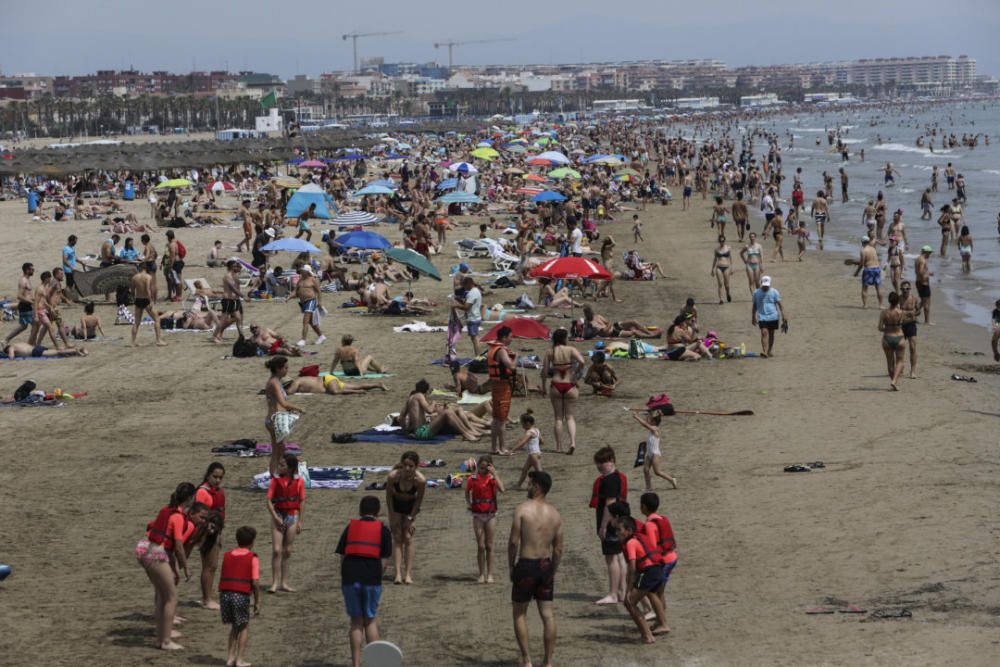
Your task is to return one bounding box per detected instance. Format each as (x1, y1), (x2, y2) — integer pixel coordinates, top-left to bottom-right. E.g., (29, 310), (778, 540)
(669, 477), (679, 489)
(478, 574), (486, 584)
(595, 595), (619, 605)
(202, 600), (221, 610)
(567, 446), (575, 456)
(156, 340), (168, 347)
(236, 662), (252, 667)
(173, 615), (187, 624)
(641, 634), (656, 644)
(171, 629), (183, 639)
(158, 641), (184, 651)
(652, 624), (671, 635)
(393, 576), (403, 585)
(404, 575), (413, 585)
(278, 585), (296, 592)
(267, 584), (279, 594)
(486, 574), (495, 583)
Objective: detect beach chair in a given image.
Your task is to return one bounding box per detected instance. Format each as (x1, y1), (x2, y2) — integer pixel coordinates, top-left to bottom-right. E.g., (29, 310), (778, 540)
(485, 239), (520, 273)
(454, 238), (492, 260)
(184, 278), (223, 306)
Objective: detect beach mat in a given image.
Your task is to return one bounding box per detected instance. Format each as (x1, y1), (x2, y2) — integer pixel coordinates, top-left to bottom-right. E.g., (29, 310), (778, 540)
(354, 428), (454, 445)
(333, 371), (393, 379)
(0, 399), (64, 408)
(252, 465), (393, 490)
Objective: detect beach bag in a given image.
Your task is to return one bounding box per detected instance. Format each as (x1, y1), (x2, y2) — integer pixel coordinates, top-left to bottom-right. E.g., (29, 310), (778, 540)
(14, 380), (36, 402)
(633, 440), (647, 468)
(645, 393), (675, 416)
(298, 364), (320, 377)
(176, 241), (187, 259)
(232, 336), (259, 358)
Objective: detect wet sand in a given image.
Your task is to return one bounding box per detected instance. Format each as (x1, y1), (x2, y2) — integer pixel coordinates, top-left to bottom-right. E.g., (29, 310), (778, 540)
(0, 187), (997, 667)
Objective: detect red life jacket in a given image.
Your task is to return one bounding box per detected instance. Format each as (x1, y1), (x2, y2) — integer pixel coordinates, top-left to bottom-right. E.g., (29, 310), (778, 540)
(588, 470), (628, 508)
(146, 505), (187, 551)
(647, 513), (676, 555)
(270, 476), (302, 512)
(629, 531), (665, 570)
(467, 475), (498, 514)
(218, 550), (256, 594)
(199, 483), (226, 519)
(344, 519), (383, 559)
(487, 343), (512, 382)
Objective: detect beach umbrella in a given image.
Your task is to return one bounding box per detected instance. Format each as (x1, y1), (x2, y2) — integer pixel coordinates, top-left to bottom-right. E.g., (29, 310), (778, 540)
(298, 159), (327, 169)
(480, 317), (550, 343)
(385, 247), (441, 281)
(516, 186), (545, 196)
(332, 211), (380, 226)
(436, 192), (482, 204)
(260, 238), (322, 254)
(209, 180), (236, 192)
(470, 147), (500, 160)
(503, 167), (526, 174)
(269, 175), (301, 189)
(436, 178), (459, 191)
(536, 150), (570, 164)
(524, 174), (548, 182)
(334, 230), (391, 250)
(155, 178), (194, 189)
(354, 185), (395, 197)
(449, 161), (479, 174)
(531, 191), (567, 203)
(504, 144), (529, 154)
(614, 168), (641, 177)
(366, 179), (398, 190)
(548, 167), (581, 180)
(531, 256), (611, 281)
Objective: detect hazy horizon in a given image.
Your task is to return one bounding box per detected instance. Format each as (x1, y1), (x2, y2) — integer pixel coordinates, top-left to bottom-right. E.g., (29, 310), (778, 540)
(2, 0), (997, 78)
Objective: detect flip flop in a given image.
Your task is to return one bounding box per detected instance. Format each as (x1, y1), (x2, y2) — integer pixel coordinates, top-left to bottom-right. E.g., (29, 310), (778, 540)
(871, 607), (912, 619)
(839, 605), (867, 614)
(784, 464), (811, 473)
(807, 461), (826, 469)
(805, 606), (835, 614)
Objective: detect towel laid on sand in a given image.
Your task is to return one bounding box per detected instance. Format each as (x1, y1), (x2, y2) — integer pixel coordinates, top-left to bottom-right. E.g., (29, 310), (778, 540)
(354, 428), (454, 445)
(393, 321), (447, 333)
(252, 465), (394, 490)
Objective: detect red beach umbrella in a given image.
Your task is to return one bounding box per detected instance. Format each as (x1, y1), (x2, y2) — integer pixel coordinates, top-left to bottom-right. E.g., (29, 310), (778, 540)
(480, 317), (551, 342)
(530, 256), (612, 281)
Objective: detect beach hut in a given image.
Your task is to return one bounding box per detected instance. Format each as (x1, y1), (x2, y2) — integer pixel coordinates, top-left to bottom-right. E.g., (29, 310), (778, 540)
(285, 183), (336, 219)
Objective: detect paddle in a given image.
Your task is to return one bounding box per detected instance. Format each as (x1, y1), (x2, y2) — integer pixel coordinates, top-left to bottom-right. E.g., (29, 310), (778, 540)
(626, 407), (754, 416)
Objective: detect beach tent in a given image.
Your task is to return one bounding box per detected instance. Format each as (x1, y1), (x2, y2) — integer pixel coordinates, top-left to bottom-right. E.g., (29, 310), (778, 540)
(285, 183), (336, 219)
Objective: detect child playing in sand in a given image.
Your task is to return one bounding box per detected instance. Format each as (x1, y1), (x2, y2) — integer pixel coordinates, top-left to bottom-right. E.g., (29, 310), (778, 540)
(266, 453), (305, 593)
(632, 214), (643, 242)
(219, 526), (260, 667)
(336, 495), (393, 667)
(465, 455), (505, 583)
(633, 411), (677, 491)
(617, 515), (670, 644)
(512, 410), (543, 489)
(591, 446), (628, 605)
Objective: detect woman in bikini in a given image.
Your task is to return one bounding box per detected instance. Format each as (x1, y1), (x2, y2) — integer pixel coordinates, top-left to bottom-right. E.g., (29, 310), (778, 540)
(887, 236), (905, 293)
(710, 235), (733, 304)
(710, 195), (727, 236)
(581, 305), (660, 339)
(763, 207), (785, 262)
(957, 225), (973, 274)
(740, 232), (764, 294)
(878, 291), (906, 391)
(385, 451), (426, 584)
(665, 318), (709, 361)
(542, 328), (586, 455)
(537, 278), (581, 309)
(264, 356), (304, 477)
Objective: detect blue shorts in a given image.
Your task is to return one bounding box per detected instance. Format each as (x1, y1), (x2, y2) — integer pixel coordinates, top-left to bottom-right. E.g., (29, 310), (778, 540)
(299, 299), (317, 314)
(862, 267), (881, 287)
(342, 582), (382, 618)
(467, 321), (481, 337)
(298, 221), (310, 232)
(19, 310), (34, 326)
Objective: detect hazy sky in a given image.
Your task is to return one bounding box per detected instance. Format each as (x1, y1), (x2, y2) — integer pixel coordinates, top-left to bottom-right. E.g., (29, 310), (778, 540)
(2, 0), (998, 77)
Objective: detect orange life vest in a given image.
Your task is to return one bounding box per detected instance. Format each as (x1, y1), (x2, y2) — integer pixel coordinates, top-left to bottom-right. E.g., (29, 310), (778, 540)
(146, 505), (187, 551)
(647, 513), (676, 555)
(344, 519), (383, 559)
(589, 471), (627, 508)
(218, 550), (256, 594)
(270, 476), (302, 512)
(467, 474), (498, 514)
(629, 531), (665, 570)
(198, 483), (226, 519)
(487, 342), (512, 382)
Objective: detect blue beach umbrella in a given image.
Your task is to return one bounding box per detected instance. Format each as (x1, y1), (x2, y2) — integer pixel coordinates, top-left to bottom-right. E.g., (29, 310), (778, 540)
(354, 185), (395, 197)
(334, 231), (392, 250)
(531, 191), (567, 203)
(260, 238), (322, 253)
(436, 192), (482, 204)
(436, 178), (459, 191)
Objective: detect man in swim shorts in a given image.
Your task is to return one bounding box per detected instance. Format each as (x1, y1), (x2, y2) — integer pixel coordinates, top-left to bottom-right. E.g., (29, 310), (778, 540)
(508, 471), (562, 667)
(853, 236), (883, 309)
(4, 262), (34, 347)
(130, 262), (166, 347)
(898, 281), (922, 378)
(914, 246), (934, 325)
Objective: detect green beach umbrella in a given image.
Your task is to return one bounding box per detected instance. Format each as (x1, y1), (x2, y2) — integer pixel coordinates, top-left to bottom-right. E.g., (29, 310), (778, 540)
(548, 167), (581, 180)
(385, 247), (441, 281)
(155, 178), (194, 189)
(614, 168), (640, 178)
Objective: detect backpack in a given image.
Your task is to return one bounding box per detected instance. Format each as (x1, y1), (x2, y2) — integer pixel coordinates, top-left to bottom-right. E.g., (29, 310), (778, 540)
(14, 380), (36, 402)
(645, 393), (675, 416)
(298, 364), (320, 377)
(231, 335), (260, 358)
(176, 241), (187, 259)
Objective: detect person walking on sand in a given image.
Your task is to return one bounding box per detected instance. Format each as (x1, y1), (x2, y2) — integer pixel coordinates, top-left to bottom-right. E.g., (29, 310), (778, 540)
(541, 328), (586, 455)
(710, 235), (733, 304)
(509, 471), (563, 667)
(294, 265), (325, 347)
(914, 246), (934, 325)
(5, 262), (34, 346)
(131, 263), (167, 347)
(854, 236), (884, 309)
(633, 410), (677, 491)
(751, 276), (786, 358)
(878, 292), (906, 391)
(740, 232), (764, 295)
(898, 281), (922, 378)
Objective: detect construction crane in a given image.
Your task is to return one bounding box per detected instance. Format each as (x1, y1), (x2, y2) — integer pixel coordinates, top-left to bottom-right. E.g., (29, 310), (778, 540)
(342, 31), (402, 74)
(433, 38), (514, 72)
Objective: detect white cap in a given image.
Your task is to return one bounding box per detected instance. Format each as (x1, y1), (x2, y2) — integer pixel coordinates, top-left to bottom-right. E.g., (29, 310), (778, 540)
(300, 265), (315, 275)
(761, 275), (772, 287)
(264, 228), (276, 238)
(861, 236), (870, 243)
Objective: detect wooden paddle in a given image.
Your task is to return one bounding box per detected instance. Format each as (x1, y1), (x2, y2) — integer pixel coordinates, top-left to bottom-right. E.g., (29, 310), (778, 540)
(626, 407), (754, 416)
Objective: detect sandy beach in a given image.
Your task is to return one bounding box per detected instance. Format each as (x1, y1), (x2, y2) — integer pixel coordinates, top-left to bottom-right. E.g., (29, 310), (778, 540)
(0, 184), (997, 667)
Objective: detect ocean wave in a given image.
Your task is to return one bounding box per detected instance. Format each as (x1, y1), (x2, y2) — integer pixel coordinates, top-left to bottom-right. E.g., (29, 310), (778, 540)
(983, 169), (1000, 177)
(839, 138), (866, 144)
(871, 143), (959, 157)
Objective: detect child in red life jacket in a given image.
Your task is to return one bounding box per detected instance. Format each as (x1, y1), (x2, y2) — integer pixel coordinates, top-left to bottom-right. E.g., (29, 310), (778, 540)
(617, 515), (670, 644)
(465, 455), (505, 583)
(266, 453), (305, 593)
(336, 495), (393, 667)
(591, 446), (628, 604)
(640, 492), (678, 631)
(218, 526), (260, 667)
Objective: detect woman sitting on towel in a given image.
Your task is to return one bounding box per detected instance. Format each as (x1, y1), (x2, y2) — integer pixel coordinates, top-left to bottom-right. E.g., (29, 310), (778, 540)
(331, 334), (387, 376)
(537, 278), (581, 309)
(664, 316), (711, 361)
(581, 305), (661, 339)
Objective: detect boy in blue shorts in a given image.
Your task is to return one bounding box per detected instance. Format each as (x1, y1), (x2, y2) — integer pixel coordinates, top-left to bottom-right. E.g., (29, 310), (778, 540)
(336, 495), (393, 667)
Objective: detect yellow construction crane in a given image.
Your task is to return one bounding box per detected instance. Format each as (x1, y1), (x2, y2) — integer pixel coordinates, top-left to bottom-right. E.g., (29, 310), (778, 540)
(433, 38), (514, 72)
(342, 31), (402, 74)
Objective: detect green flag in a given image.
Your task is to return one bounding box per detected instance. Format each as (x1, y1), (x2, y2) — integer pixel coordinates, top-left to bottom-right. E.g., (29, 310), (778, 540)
(260, 90), (277, 110)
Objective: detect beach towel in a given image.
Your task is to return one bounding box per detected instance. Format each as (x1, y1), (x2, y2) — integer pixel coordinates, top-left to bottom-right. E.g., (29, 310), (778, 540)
(252, 465), (393, 490)
(0, 398), (64, 408)
(271, 411), (299, 442)
(457, 391), (491, 405)
(332, 371), (393, 379)
(393, 321), (448, 333)
(354, 428), (454, 445)
(212, 441), (302, 457)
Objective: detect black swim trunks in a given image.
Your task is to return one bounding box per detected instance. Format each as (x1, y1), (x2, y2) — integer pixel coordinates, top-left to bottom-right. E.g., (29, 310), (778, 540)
(220, 299), (243, 315)
(134, 298), (151, 310)
(902, 321), (917, 339)
(759, 319), (779, 331)
(916, 283), (931, 299)
(511, 558), (554, 603)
